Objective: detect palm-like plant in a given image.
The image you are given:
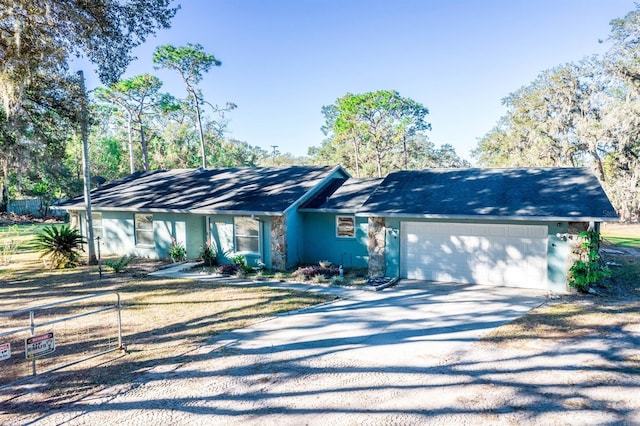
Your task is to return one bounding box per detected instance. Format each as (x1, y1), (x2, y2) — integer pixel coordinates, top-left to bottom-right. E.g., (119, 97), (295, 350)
(32, 225), (86, 269)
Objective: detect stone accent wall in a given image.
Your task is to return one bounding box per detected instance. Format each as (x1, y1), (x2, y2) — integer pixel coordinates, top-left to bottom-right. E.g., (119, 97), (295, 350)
(270, 215), (287, 271)
(368, 217), (386, 277)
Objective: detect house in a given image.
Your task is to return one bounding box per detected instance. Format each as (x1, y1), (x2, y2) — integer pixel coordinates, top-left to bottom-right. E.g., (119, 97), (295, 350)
(56, 166), (351, 270)
(56, 165), (617, 292)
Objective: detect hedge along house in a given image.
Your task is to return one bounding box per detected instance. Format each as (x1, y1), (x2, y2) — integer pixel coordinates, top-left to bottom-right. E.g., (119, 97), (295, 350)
(55, 166), (351, 270)
(356, 167), (617, 293)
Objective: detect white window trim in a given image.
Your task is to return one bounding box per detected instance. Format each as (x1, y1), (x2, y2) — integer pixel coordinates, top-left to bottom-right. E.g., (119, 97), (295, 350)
(92, 212), (103, 239)
(134, 213), (154, 247)
(234, 216), (261, 254)
(336, 215), (356, 238)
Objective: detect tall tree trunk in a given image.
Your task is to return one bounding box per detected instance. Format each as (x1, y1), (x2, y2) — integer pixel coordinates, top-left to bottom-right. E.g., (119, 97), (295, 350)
(190, 88), (207, 169)
(139, 122), (149, 172)
(590, 149), (605, 182)
(0, 161), (8, 212)
(403, 136), (408, 169)
(78, 71), (97, 265)
(351, 137), (361, 178)
(127, 113), (135, 174)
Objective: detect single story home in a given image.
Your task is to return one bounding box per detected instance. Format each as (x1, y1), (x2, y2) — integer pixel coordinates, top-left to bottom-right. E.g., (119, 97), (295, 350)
(56, 165), (617, 292)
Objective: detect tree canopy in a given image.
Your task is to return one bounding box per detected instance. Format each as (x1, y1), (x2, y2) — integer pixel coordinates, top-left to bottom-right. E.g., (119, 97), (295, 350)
(473, 4), (640, 221)
(0, 0), (178, 210)
(153, 43), (231, 169)
(312, 90), (468, 177)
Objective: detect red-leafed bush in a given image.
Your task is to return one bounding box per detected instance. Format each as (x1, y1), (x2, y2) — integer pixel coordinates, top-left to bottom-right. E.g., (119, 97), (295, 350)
(294, 265), (339, 280)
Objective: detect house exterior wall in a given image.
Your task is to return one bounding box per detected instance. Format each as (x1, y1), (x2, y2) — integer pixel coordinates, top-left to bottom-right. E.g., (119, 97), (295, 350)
(380, 217), (575, 292)
(208, 214), (277, 268)
(300, 212), (369, 268)
(87, 211), (205, 260)
(79, 210), (279, 266)
(153, 212), (205, 259)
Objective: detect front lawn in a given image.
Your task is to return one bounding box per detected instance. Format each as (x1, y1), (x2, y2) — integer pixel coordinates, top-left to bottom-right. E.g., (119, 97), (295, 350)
(0, 224), (335, 410)
(601, 223), (640, 248)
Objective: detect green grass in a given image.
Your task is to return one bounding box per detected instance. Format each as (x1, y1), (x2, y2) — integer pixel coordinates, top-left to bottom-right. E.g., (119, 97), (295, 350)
(603, 235), (640, 248)
(0, 223), (52, 251)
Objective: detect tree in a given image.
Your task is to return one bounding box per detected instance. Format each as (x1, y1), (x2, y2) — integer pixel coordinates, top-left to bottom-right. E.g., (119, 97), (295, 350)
(95, 74), (167, 172)
(472, 3), (640, 221)
(0, 0), (178, 209)
(153, 43), (234, 169)
(0, 68), (80, 210)
(317, 90), (432, 177)
(473, 59), (613, 180)
(1, 1), (178, 89)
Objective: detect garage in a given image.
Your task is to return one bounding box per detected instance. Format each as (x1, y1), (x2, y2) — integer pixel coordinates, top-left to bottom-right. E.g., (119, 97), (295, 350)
(400, 222), (548, 289)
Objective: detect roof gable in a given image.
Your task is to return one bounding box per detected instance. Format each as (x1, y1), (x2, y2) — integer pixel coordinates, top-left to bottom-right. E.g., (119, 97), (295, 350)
(57, 166), (347, 214)
(359, 167), (617, 221)
(301, 178), (383, 211)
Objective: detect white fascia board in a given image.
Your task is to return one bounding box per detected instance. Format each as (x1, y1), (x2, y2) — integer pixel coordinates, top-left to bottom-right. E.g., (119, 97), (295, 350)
(354, 212), (619, 222)
(284, 165), (350, 216)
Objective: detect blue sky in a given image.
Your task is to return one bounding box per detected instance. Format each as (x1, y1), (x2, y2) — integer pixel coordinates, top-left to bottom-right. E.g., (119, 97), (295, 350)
(81, 0), (637, 163)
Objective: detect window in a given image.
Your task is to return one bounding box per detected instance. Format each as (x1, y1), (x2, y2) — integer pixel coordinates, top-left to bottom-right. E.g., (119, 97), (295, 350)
(336, 216), (355, 238)
(135, 214), (154, 246)
(69, 211), (80, 231)
(234, 217), (259, 253)
(92, 212), (103, 239)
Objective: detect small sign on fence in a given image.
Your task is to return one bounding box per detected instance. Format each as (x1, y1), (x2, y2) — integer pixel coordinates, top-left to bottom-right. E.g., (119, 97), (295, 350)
(0, 342), (10, 361)
(25, 332), (55, 359)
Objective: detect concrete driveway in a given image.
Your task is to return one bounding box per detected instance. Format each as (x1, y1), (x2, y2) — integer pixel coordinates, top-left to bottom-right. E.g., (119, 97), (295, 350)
(25, 280), (546, 425)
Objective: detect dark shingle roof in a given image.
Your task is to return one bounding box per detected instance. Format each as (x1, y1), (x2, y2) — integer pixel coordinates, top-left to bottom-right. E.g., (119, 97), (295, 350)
(301, 178), (383, 211)
(359, 167), (617, 221)
(56, 166), (345, 214)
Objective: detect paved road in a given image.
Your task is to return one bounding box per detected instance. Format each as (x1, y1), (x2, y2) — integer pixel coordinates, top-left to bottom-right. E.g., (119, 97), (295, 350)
(17, 279), (545, 425)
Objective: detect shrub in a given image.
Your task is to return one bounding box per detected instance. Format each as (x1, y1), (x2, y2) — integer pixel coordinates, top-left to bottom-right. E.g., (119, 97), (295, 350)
(169, 238), (187, 262)
(218, 263), (239, 275)
(330, 275), (346, 285)
(231, 254), (253, 273)
(312, 274), (327, 283)
(32, 225), (86, 269)
(199, 241), (219, 267)
(104, 255), (132, 273)
(294, 265), (339, 280)
(569, 230), (611, 291)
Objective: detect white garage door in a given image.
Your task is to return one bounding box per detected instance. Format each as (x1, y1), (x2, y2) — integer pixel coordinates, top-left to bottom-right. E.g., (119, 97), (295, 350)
(400, 222), (548, 289)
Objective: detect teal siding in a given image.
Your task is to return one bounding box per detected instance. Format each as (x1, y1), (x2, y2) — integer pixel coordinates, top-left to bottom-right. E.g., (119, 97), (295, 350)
(208, 215), (234, 262)
(301, 212), (369, 268)
(87, 211), (206, 260)
(153, 213), (205, 259)
(286, 210), (302, 269)
(547, 221), (570, 293)
(207, 214), (271, 267)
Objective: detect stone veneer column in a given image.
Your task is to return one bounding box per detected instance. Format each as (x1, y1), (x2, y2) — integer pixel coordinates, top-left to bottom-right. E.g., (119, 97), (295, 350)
(368, 217), (386, 277)
(566, 221), (590, 273)
(270, 215), (287, 271)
